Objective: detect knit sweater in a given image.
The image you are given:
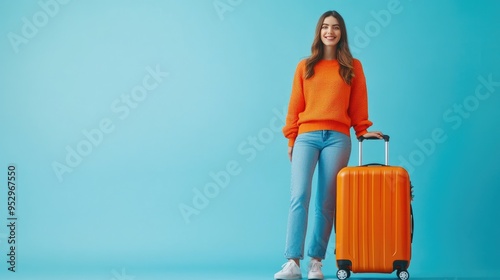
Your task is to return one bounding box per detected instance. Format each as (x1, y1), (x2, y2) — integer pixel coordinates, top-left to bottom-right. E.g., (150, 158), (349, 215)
(283, 58), (373, 146)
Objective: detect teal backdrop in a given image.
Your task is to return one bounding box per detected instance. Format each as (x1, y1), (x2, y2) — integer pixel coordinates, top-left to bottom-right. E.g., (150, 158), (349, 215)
(0, 0), (499, 279)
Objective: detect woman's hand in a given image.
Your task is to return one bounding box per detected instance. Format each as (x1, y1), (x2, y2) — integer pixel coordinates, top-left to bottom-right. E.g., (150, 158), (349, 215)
(362, 131), (384, 139)
(288, 146), (293, 162)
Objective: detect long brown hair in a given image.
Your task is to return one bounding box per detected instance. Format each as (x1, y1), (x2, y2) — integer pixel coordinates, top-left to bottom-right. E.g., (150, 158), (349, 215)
(305, 11), (354, 85)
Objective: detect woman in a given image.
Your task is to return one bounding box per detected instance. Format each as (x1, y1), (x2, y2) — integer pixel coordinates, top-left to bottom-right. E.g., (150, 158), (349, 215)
(274, 10), (383, 280)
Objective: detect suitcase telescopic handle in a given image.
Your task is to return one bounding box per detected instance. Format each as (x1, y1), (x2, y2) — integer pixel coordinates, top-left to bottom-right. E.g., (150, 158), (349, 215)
(357, 134), (390, 166)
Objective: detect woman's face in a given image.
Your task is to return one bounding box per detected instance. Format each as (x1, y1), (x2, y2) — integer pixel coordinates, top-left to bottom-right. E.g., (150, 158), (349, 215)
(320, 16), (341, 48)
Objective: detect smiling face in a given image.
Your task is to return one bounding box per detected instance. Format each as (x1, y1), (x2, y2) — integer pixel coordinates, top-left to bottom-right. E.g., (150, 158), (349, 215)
(320, 16), (341, 48)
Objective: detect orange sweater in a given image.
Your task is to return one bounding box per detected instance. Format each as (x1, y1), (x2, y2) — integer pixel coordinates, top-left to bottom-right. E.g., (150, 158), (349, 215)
(283, 58), (373, 146)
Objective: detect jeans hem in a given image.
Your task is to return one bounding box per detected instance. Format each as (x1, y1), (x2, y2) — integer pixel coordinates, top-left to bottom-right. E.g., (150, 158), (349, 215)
(284, 255), (304, 260)
(307, 254), (325, 260)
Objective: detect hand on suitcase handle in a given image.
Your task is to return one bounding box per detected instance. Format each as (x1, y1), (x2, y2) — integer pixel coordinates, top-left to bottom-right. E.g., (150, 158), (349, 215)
(358, 133), (390, 165)
(358, 134), (390, 142)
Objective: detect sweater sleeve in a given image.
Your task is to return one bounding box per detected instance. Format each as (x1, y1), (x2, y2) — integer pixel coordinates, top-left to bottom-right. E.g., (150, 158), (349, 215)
(282, 60), (306, 146)
(348, 59), (373, 138)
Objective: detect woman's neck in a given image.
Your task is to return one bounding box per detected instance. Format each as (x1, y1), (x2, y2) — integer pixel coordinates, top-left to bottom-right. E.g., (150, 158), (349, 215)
(323, 46), (337, 60)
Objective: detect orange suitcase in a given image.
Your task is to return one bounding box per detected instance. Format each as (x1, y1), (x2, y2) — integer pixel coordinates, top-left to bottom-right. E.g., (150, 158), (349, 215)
(335, 135), (413, 280)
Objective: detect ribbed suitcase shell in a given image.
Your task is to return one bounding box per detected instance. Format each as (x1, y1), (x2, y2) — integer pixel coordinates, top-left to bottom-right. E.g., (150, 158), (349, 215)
(336, 165), (412, 273)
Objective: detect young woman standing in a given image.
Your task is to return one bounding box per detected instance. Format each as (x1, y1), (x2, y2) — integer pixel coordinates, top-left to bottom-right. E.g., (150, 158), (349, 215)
(274, 10), (383, 280)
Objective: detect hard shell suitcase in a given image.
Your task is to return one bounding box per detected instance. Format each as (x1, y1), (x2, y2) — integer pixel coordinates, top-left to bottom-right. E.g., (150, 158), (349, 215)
(335, 135), (413, 280)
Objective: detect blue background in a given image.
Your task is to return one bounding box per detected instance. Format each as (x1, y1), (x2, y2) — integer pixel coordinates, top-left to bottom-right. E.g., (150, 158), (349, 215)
(1, 0), (499, 279)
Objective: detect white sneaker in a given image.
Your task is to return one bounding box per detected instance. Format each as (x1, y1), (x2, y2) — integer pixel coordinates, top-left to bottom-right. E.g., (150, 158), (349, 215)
(307, 259), (324, 280)
(274, 260), (302, 280)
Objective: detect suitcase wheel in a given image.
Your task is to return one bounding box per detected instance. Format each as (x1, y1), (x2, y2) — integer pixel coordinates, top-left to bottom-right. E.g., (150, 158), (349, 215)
(397, 269), (410, 280)
(336, 269), (350, 280)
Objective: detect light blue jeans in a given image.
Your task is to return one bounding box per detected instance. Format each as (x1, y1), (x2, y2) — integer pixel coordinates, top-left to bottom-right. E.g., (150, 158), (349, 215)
(284, 130), (351, 260)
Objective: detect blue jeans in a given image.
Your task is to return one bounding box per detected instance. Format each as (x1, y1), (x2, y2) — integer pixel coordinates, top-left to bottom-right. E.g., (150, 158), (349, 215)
(284, 130), (351, 260)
